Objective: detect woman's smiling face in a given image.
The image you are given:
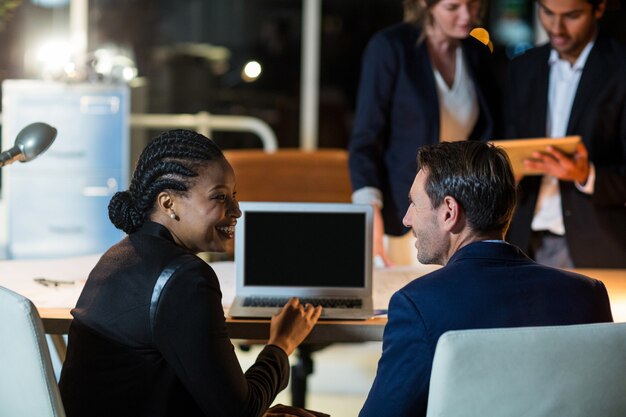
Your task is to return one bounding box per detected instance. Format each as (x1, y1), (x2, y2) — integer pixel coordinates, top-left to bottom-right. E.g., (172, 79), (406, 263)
(165, 159), (241, 254)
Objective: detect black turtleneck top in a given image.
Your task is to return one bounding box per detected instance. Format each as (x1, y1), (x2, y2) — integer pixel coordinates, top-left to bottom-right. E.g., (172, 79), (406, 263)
(59, 221), (289, 417)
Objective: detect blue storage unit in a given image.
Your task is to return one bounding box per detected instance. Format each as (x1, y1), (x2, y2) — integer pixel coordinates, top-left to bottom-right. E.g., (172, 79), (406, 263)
(1, 80), (129, 259)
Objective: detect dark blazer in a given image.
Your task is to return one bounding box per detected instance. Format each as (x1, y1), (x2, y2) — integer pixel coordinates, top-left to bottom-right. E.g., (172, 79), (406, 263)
(349, 23), (500, 235)
(359, 241), (613, 417)
(504, 33), (626, 267)
(59, 221), (289, 417)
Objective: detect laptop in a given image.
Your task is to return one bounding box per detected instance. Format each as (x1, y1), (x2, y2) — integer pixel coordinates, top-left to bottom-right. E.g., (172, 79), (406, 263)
(228, 202), (374, 320)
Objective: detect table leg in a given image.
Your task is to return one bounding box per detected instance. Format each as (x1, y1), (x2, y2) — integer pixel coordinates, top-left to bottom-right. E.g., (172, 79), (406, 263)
(50, 334), (67, 363)
(291, 345), (314, 408)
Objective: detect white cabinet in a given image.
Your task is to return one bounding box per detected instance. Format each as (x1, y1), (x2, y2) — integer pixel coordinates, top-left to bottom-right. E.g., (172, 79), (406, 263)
(1, 80), (129, 259)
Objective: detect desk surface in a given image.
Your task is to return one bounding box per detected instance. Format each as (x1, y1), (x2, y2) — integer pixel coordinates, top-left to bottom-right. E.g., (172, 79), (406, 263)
(2, 255), (437, 342)
(36, 307), (388, 343)
(2, 255), (625, 342)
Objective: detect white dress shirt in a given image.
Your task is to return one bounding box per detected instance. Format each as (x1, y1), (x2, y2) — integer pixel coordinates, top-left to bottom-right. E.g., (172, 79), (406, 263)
(531, 41), (596, 235)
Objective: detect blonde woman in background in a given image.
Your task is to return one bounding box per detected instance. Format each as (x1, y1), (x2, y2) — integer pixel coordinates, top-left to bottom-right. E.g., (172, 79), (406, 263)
(349, 0), (500, 266)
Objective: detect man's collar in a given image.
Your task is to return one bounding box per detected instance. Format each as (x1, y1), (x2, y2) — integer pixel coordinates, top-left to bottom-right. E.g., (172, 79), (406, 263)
(549, 39), (596, 71)
(446, 240), (529, 265)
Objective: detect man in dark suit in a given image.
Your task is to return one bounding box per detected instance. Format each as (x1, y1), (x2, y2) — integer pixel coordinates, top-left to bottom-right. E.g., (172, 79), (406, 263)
(505, 0), (626, 268)
(359, 141), (613, 417)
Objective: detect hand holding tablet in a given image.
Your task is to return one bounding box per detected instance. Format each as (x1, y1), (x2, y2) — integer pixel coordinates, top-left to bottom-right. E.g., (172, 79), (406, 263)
(489, 136), (582, 177)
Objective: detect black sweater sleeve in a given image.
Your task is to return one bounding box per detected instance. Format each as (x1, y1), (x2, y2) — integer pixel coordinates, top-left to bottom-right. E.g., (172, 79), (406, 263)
(152, 258), (289, 417)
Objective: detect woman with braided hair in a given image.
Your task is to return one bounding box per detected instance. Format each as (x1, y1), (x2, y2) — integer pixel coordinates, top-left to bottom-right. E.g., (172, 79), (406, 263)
(59, 130), (322, 417)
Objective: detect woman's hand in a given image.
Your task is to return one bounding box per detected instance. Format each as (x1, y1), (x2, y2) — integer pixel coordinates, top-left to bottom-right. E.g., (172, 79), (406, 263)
(268, 298), (322, 355)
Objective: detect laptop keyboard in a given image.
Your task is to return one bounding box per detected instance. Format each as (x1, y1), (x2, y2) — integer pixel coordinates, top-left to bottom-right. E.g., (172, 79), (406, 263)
(243, 297), (362, 309)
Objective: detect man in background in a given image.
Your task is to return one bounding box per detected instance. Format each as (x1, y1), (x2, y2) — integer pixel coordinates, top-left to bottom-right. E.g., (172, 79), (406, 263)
(360, 141), (612, 417)
(504, 0), (626, 267)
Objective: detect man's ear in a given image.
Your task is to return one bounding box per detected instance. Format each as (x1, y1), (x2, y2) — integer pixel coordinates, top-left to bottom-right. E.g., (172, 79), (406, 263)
(440, 196), (463, 233)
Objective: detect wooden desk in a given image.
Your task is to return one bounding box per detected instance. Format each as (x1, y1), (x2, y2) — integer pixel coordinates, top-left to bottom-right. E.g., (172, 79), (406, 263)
(9, 258), (431, 342)
(224, 317), (386, 343)
(37, 307), (387, 343)
(2, 254), (623, 339)
(38, 308), (74, 335)
(35, 267), (626, 336)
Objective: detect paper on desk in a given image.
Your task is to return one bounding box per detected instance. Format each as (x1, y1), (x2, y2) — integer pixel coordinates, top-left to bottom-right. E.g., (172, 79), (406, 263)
(0, 254), (100, 308)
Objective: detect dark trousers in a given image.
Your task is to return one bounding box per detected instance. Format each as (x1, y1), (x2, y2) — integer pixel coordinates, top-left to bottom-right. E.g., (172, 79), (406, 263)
(529, 231), (574, 269)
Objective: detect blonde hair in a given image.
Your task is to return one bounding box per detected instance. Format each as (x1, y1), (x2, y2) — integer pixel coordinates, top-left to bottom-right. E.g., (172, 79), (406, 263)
(403, 0), (486, 28)
(403, 0), (435, 26)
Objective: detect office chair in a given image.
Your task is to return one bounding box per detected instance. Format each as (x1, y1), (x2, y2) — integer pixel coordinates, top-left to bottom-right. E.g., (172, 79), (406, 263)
(223, 149), (352, 203)
(426, 322), (626, 417)
(0, 285), (66, 417)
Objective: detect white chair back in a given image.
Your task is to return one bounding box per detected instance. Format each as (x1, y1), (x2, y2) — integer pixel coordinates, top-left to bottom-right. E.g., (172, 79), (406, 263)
(426, 322), (626, 417)
(0, 285), (66, 417)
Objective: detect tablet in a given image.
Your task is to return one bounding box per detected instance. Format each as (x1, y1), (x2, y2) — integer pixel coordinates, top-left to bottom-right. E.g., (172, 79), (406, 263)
(489, 136), (581, 176)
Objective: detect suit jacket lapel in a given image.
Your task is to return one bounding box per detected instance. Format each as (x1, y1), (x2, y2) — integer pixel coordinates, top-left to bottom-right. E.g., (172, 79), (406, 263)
(567, 36), (607, 140)
(531, 47), (551, 137)
(406, 34), (439, 145)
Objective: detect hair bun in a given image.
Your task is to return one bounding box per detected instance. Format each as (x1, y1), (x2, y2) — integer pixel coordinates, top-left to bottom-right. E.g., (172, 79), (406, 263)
(108, 191), (142, 234)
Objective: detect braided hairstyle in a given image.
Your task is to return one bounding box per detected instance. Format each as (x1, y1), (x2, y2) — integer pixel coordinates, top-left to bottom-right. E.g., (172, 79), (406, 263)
(109, 129), (225, 234)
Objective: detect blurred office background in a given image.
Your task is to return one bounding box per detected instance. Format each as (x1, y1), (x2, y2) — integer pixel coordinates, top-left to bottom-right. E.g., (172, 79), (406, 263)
(0, 0), (620, 148)
(1, 0), (625, 153)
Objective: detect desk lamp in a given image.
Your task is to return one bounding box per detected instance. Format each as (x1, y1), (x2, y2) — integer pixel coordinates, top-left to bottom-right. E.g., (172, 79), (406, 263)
(0, 122), (57, 167)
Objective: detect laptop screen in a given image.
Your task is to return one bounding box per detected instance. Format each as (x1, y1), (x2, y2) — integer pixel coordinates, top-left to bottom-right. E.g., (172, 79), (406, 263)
(236, 202), (372, 289)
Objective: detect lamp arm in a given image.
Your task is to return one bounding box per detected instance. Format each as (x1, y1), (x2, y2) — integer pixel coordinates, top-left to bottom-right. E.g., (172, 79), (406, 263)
(0, 146), (23, 167)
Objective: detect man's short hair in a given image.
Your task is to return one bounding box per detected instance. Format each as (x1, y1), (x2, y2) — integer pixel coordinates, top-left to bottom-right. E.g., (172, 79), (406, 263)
(417, 141), (517, 235)
(537, 0), (605, 9)
(582, 0), (604, 8)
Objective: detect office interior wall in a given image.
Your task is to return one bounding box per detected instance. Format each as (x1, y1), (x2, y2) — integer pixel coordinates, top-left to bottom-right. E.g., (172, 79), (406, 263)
(1, 80), (129, 259)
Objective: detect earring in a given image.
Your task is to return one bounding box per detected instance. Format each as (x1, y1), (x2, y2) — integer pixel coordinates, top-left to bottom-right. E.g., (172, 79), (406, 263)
(170, 212), (177, 220)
